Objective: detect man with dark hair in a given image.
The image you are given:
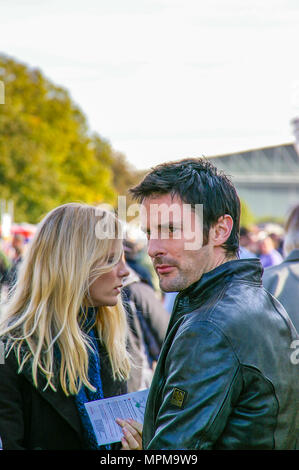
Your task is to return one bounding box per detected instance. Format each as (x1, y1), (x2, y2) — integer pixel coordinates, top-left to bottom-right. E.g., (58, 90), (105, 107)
(119, 158), (299, 450)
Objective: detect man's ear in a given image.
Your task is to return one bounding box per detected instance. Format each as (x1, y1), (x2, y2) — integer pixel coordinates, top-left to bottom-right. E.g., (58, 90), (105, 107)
(210, 215), (233, 247)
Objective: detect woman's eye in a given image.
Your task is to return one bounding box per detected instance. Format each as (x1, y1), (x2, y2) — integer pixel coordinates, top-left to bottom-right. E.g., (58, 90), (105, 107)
(107, 255), (116, 263)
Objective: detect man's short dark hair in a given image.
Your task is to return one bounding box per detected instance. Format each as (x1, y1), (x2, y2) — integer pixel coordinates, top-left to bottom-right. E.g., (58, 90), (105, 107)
(130, 157), (240, 257)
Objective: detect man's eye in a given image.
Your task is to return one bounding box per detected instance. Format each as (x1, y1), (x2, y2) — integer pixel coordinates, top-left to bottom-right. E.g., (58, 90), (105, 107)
(169, 226), (180, 233)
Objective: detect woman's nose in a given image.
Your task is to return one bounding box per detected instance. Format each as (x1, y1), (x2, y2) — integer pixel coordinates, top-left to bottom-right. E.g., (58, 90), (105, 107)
(118, 260), (130, 279)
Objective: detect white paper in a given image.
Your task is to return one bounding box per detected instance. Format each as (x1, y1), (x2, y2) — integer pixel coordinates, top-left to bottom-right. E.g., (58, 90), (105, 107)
(84, 388), (149, 446)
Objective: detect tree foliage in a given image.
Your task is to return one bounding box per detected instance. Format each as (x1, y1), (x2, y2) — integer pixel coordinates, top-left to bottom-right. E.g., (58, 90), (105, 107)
(240, 198), (256, 229)
(108, 150), (146, 206)
(0, 54), (133, 223)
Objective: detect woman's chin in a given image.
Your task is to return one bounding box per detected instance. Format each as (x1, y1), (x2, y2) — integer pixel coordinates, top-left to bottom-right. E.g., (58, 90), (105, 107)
(90, 296), (119, 307)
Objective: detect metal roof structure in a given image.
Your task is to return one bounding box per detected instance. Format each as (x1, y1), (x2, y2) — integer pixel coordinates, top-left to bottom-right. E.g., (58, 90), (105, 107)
(207, 143), (299, 219)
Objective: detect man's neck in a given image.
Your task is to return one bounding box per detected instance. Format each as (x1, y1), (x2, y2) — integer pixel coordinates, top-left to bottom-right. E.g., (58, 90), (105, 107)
(207, 248), (237, 274)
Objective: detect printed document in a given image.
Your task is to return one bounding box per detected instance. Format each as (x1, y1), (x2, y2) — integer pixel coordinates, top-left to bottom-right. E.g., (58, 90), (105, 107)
(84, 388), (149, 446)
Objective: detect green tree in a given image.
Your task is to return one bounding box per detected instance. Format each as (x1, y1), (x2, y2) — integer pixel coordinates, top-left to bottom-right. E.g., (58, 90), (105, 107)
(0, 54), (116, 223)
(240, 199), (255, 229)
(108, 151), (146, 202)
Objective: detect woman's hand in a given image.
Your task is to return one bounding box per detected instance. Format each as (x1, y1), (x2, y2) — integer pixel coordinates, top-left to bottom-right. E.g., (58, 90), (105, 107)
(116, 418), (143, 450)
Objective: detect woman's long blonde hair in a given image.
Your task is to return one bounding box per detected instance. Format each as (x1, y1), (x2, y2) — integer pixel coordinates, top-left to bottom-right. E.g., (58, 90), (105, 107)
(0, 203), (131, 395)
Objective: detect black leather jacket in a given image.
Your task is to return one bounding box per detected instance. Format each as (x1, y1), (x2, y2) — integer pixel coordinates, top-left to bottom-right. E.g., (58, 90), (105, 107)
(142, 259), (299, 450)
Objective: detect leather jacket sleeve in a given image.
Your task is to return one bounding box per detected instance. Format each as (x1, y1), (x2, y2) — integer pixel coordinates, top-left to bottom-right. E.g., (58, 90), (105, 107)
(145, 320), (242, 450)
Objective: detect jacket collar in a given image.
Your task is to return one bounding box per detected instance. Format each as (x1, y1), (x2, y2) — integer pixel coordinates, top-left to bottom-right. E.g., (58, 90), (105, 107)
(172, 258), (263, 317)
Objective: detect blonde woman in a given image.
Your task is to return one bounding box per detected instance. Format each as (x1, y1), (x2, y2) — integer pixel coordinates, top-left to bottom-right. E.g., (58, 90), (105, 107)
(0, 203), (131, 450)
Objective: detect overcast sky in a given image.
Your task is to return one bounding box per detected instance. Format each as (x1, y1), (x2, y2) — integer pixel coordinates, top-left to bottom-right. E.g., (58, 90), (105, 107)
(1, 0), (299, 169)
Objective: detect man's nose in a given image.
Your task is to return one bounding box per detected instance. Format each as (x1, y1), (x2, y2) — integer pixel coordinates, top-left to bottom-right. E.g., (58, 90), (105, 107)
(147, 238), (167, 259)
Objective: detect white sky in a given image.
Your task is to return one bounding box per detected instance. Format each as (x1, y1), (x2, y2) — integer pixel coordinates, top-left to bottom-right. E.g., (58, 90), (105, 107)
(1, 0), (299, 169)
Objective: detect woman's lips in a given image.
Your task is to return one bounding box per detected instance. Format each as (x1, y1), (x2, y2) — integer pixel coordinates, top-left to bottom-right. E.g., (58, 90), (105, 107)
(156, 265), (175, 274)
(113, 286), (122, 293)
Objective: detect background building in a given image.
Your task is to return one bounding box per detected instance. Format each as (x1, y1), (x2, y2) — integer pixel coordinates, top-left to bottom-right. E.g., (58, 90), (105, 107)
(207, 142), (299, 220)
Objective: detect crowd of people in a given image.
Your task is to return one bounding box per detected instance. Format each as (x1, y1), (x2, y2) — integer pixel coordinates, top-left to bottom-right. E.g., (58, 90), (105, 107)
(0, 157), (299, 451)
(0, 233), (27, 299)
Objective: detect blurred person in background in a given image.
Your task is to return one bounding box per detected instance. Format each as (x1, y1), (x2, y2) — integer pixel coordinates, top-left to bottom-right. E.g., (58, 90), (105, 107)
(4, 233), (26, 292)
(269, 232), (284, 256)
(257, 231), (283, 268)
(238, 226), (257, 259)
(0, 203), (131, 450)
(263, 205), (299, 333)
(0, 244), (11, 293)
(123, 233), (154, 289)
(122, 261), (169, 392)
